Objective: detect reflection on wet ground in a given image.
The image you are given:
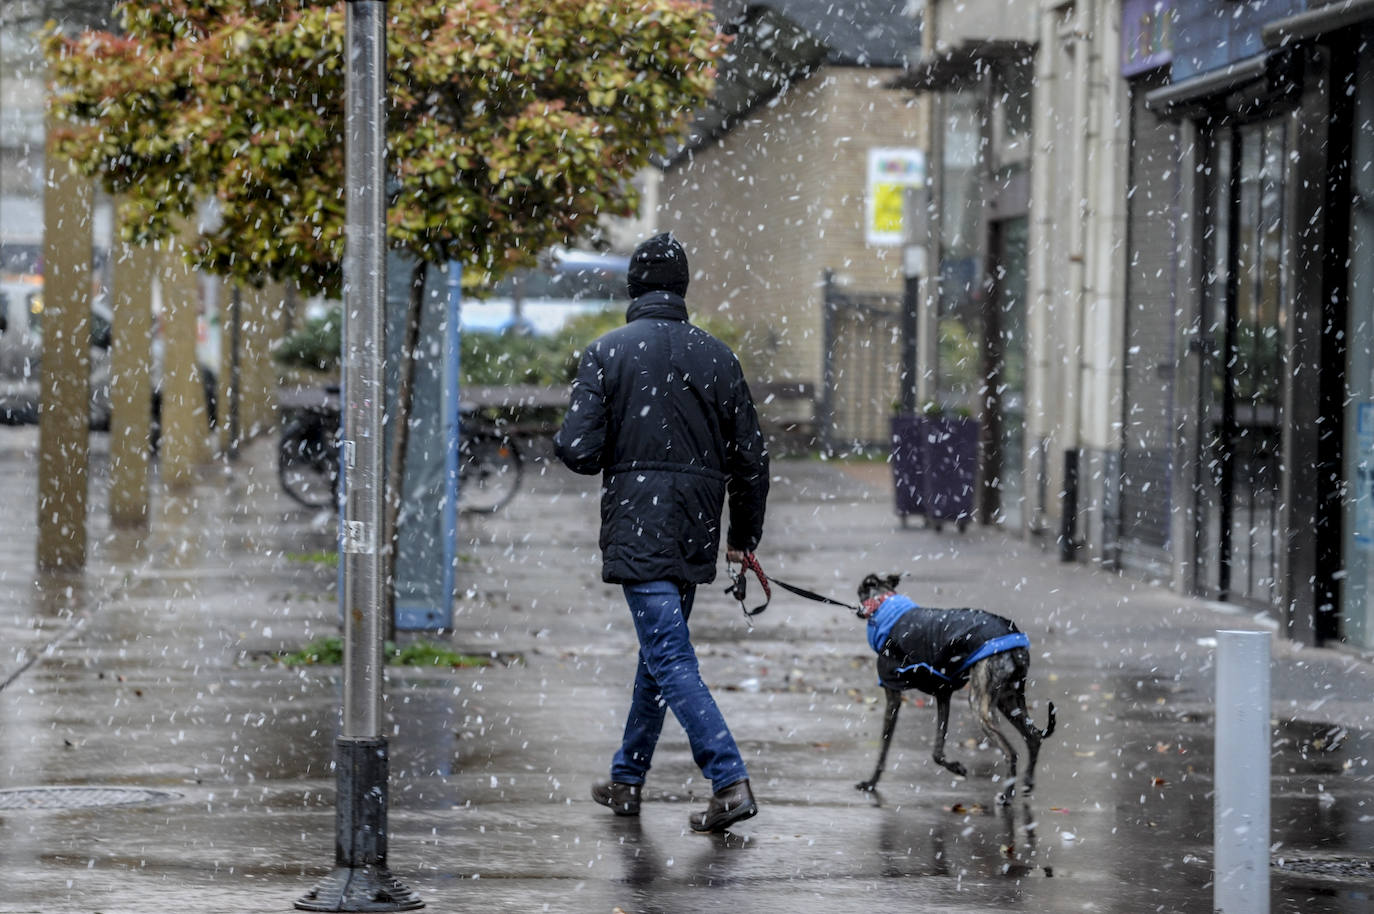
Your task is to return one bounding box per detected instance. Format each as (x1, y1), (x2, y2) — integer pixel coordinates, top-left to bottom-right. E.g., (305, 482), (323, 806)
(3, 432), (1374, 912)
(6, 635), (1374, 911)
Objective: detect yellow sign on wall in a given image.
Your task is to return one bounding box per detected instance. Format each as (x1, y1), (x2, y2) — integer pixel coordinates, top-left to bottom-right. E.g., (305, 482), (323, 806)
(866, 148), (926, 246)
(872, 183), (906, 235)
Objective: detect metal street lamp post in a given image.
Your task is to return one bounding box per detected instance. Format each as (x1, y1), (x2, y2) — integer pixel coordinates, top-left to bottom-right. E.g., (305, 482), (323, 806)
(296, 2), (423, 909)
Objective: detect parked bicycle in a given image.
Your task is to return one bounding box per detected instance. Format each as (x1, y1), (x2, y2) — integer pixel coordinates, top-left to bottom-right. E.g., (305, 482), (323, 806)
(277, 386), (523, 514)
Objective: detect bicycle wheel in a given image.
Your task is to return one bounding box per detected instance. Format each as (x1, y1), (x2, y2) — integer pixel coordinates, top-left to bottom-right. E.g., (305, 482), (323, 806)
(458, 431), (522, 514)
(278, 415), (339, 509)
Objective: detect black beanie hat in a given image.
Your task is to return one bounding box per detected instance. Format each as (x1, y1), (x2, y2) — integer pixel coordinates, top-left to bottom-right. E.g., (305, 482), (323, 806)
(627, 232), (689, 299)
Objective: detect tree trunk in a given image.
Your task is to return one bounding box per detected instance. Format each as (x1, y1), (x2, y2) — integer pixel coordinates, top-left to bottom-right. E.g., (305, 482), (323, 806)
(36, 140), (93, 570)
(383, 259), (427, 634)
(160, 223), (210, 490)
(109, 230), (155, 528)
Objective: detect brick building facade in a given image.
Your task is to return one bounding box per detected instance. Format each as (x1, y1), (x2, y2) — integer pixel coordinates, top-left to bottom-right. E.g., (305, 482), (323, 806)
(645, 1), (926, 447)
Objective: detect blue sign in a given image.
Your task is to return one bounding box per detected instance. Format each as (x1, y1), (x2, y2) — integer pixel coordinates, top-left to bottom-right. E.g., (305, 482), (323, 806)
(1356, 402), (1374, 545)
(387, 256), (462, 631)
(1167, 0), (1304, 82)
(1122, 0), (1175, 77)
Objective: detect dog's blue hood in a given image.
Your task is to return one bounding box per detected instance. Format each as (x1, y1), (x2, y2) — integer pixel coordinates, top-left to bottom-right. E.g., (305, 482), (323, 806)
(866, 594), (915, 653)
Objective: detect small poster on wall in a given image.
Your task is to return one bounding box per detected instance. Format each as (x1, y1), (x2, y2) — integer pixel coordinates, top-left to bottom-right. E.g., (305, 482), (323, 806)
(1357, 402), (1374, 545)
(866, 148), (926, 247)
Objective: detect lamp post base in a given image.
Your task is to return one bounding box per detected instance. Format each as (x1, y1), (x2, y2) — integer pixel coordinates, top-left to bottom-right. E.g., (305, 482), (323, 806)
(295, 864), (424, 912)
(296, 737), (423, 911)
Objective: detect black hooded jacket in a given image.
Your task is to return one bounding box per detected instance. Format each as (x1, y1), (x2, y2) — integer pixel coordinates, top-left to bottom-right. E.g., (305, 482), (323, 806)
(554, 291), (769, 585)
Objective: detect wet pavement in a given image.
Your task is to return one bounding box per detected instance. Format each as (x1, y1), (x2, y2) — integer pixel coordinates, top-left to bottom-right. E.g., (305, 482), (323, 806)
(2, 424), (1374, 913)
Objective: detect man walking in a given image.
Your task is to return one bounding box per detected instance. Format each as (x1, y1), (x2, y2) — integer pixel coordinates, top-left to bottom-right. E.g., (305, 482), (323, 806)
(554, 232), (769, 833)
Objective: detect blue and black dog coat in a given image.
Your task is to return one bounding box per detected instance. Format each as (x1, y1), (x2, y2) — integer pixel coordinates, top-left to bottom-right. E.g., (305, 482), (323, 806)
(864, 594), (1030, 694)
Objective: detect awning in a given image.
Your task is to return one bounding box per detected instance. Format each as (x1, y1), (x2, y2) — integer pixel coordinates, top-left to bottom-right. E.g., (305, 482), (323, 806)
(1143, 50), (1296, 118)
(888, 40), (1036, 92)
(1263, 0), (1374, 47)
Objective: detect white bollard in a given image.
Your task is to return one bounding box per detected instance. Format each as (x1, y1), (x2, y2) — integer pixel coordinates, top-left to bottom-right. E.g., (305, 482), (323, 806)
(1214, 629), (1271, 914)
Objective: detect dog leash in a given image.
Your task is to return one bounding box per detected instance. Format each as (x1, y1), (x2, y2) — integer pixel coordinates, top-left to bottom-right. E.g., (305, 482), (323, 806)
(725, 552), (772, 617)
(725, 552), (863, 620)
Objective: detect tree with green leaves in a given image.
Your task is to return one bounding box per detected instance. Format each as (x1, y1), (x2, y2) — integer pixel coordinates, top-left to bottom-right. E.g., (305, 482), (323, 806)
(44, 0), (724, 607)
(45, 0), (722, 295)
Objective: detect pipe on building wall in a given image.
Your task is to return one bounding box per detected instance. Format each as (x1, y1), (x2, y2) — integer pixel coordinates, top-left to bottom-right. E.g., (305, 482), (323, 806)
(1059, 0), (1091, 561)
(919, 92), (943, 410)
(1026, 1), (1058, 537)
(1087, 0), (1131, 566)
(917, 0), (940, 411)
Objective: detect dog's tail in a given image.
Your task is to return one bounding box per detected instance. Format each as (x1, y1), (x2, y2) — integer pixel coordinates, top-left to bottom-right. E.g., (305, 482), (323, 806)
(1038, 701), (1057, 740)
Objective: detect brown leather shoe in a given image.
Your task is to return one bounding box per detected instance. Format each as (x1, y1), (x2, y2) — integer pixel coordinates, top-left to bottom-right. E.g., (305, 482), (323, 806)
(688, 778), (757, 832)
(591, 780), (641, 816)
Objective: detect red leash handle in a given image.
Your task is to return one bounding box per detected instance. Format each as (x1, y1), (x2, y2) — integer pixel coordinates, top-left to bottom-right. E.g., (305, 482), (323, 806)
(725, 551), (771, 616)
(740, 552), (772, 602)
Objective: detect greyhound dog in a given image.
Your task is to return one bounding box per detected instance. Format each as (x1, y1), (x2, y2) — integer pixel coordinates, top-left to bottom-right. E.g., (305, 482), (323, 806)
(854, 573), (1055, 802)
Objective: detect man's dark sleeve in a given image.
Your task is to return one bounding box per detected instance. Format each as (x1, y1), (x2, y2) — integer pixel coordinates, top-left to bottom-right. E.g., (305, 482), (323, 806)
(553, 346), (608, 476)
(725, 370), (769, 551)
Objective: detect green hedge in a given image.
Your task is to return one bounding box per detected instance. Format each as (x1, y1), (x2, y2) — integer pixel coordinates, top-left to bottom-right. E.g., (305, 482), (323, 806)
(273, 306), (744, 389)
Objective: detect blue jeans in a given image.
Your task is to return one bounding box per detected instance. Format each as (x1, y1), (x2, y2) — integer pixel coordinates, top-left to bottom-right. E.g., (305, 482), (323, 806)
(610, 580), (748, 792)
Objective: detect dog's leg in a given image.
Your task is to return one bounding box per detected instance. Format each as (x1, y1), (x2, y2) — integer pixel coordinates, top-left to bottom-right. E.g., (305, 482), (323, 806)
(856, 687), (903, 791)
(999, 675), (1055, 796)
(993, 648), (1057, 796)
(969, 659), (1019, 803)
(931, 691), (967, 778)
(998, 687), (1039, 796)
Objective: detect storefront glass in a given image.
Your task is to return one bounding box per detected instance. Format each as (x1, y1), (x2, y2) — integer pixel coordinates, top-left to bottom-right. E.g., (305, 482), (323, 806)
(1341, 27), (1374, 649)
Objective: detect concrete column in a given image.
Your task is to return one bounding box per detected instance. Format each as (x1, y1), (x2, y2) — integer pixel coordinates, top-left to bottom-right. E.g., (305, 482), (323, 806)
(158, 228), (209, 490)
(36, 139), (93, 571)
(109, 234), (156, 528)
(244, 281), (285, 439)
(1214, 629), (1271, 912)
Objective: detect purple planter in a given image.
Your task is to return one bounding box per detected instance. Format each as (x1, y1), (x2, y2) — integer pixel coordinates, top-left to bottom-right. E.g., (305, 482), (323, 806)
(891, 414), (978, 531)
(891, 414), (926, 517)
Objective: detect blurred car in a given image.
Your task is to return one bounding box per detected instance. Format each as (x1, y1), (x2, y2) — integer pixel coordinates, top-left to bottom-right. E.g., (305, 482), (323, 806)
(463, 246), (629, 334)
(0, 278), (216, 433)
(0, 277), (113, 427)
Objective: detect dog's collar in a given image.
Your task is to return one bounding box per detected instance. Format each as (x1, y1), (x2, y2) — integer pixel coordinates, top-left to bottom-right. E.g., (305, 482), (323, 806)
(859, 595), (892, 619)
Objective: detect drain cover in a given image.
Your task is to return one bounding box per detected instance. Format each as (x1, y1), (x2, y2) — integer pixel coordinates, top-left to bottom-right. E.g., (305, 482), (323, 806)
(1274, 856), (1374, 882)
(0, 787), (181, 810)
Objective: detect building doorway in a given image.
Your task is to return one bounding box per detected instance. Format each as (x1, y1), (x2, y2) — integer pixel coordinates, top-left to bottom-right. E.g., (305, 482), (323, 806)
(1194, 117), (1288, 609)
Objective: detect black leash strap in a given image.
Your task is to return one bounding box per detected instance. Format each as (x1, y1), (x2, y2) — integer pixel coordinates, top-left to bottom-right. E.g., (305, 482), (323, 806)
(769, 576), (863, 614)
(726, 552), (862, 619)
